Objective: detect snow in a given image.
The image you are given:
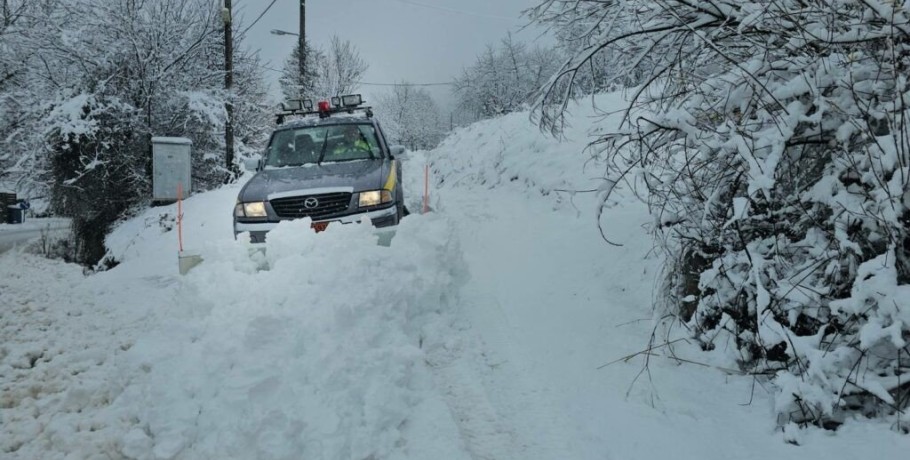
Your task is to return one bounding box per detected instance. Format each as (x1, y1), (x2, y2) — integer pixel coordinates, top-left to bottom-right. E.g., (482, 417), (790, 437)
(0, 218), (71, 254)
(108, 215), (469, 459)
(42, 93), (101, 140)
(0, 217), (70, 233)
(2, 90), (909, 459)
(150, 137), (193, 145)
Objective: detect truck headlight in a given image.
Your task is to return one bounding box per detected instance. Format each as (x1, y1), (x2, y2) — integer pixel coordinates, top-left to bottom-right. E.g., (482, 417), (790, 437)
(359, 190), (393, 207)
(236, 201), (267, 217)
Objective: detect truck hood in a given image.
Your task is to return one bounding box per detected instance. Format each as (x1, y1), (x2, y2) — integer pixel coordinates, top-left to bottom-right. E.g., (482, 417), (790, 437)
(238, 160), (385, 202)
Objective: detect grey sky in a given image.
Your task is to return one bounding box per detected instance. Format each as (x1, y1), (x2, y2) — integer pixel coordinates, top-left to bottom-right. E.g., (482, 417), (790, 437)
(239, 0), (548, 108)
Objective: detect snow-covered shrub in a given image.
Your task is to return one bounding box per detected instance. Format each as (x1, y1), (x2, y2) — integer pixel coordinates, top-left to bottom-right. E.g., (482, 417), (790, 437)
(46, 94), (146, 266)
(534, 0), (910, 429)
(27, 226), (78, 263)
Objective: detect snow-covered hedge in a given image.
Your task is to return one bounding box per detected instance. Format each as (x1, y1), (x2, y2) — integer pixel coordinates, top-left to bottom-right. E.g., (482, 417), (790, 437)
(534, 0), (910, 429)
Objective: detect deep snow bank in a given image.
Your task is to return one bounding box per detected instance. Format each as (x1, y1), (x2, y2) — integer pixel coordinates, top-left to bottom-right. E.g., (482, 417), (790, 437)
(4, 176), (474, 459)
(428, 93), (619, 199)
(1, 252), (171, 458)
(412, 92), (910, 458)
(106, 214), (470, 459)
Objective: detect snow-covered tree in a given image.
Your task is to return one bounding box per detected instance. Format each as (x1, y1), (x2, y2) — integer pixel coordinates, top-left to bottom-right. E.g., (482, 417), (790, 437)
(279, 35), (367, 101)
(278, 40), (325, 101)
(316, 36), (368, 98)
(375, 84), (444, 151)
(533, 0), (910, 429)
(549, 17), (656, 94)
(0, 0), (60, 195)
(454, 35), (562, 120)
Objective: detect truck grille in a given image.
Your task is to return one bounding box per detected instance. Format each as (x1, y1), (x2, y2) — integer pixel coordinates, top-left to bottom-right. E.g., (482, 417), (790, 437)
(270, 192), (352, 219)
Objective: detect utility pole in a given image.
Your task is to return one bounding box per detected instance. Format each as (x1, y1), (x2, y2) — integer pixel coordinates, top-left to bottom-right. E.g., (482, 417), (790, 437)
(223, 1), (236, 176)
(299, 0), (306, 97)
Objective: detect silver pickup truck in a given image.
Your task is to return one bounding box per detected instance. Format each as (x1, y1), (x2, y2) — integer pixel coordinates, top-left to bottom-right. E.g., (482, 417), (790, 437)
(233, 97), (406, 243)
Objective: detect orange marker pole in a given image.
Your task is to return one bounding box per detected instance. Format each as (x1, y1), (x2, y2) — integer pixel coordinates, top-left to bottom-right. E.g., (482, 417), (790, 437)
(423, 164), (429, 214)
(177, 183), (184, 253)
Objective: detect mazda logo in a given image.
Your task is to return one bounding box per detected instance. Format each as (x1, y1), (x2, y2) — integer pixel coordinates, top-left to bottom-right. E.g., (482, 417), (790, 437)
(303, 197), (320, 209)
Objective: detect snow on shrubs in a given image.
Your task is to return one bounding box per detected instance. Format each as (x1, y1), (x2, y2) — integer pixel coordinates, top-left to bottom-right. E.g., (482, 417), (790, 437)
(533, 0), (910, 429)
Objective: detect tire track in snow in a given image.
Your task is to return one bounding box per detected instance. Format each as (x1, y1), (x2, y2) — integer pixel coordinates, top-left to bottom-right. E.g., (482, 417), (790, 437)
(432, 189), (615, 460)
(424, 335), (525, 460)
(403, 154), (572, 459)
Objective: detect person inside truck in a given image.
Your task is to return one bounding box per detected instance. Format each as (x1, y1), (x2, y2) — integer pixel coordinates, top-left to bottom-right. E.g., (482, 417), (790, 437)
(332, 125), (371, 156)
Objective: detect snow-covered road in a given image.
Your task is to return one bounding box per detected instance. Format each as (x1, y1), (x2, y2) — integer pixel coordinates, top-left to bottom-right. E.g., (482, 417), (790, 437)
(0, 219), (70, 254)
(2, 92), (908, 459)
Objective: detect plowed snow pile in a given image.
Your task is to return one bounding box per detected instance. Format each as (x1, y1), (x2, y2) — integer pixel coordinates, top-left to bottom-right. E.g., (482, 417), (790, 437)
(113, 216), (468, 459)
(3, 198), (474, 459)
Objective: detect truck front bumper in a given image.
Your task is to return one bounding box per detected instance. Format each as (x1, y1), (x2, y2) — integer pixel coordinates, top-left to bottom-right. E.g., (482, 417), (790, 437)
(234, 205), (398, 243)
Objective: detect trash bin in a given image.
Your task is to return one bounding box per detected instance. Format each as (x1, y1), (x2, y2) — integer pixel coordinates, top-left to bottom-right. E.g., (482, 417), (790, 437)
(0, 192), (16, 224)
(7, 205), (23, 224)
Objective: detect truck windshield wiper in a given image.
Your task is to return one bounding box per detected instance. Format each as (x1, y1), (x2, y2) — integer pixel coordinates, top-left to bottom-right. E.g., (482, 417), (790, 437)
(316, 130), (329, 165)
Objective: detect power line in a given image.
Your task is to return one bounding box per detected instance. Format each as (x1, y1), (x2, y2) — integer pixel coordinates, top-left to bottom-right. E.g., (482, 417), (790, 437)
(260, 64), (284, 74)
(240, 0), (279, 36)
(356, 81), (454, 87)
(257, 63), (455, 87)
(387, 0), (517, 21)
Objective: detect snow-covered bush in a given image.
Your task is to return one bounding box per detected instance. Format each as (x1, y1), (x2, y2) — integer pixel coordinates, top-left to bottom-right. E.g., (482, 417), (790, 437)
(46, 94), (145, 265)
(534, 0), (910, 429)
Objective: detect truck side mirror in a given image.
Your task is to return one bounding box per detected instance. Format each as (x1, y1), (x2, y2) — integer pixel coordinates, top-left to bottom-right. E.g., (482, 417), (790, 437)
(243, 157), (261, 172)
(390, 145), (406, 158)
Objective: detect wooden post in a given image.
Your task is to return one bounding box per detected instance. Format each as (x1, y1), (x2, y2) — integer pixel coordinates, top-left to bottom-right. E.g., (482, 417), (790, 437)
(177, 183), (184, 252)
(224, 1), (235, 176)
(423, 164), (430, 214)
(299, 0), (306, 96)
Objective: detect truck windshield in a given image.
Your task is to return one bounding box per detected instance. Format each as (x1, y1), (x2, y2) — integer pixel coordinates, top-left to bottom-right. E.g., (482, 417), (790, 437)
(265, 124), (381, 168)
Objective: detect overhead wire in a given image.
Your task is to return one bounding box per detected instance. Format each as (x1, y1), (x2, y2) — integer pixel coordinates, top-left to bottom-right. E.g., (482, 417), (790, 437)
(387, 0), (517, 21)
(257, 64), (455, 87)
(356, 81), (454, 87)
(249, 1), (490, 88)
(240, 0), (280, 36)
